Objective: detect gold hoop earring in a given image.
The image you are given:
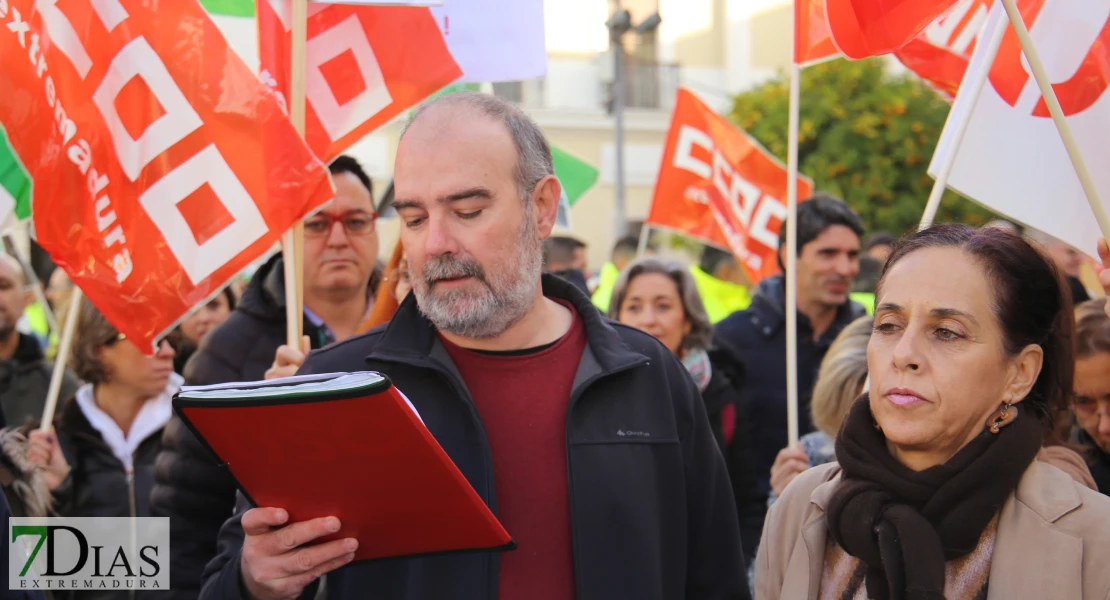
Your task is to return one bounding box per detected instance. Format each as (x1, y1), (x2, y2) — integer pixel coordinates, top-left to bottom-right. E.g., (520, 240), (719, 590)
(988, 402), (1017, 434)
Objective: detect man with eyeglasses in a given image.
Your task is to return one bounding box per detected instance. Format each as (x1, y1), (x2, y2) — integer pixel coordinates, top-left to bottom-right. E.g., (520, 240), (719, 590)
(150, 155), (382, 599)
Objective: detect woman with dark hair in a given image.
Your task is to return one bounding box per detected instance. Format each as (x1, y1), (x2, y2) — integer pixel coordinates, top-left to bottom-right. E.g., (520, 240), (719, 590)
(26, 296), (179, 528)
(610, 257), (742, 452)
(756, 224), (1110, 600)
(172, 287), (236, 374)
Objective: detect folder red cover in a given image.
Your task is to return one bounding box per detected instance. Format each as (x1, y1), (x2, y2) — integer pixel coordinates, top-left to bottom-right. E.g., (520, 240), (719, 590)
(172, 372), (514, 562)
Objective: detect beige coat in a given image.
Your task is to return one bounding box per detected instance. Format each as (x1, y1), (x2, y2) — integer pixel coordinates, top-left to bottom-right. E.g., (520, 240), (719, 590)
(755, 460), (1110, 600)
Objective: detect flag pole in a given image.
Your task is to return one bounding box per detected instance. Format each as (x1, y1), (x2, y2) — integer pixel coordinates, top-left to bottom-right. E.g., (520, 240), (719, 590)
(999, 0), (1110, 240)
(785, 62), (801, 447)
(282, 0), (309, 348)
(919, 4), (1008, 231)
(636, 224), (651, 256)
(39, 286), (82, 431)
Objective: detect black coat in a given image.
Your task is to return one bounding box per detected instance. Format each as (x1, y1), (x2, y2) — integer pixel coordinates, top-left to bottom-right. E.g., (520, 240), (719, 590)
(150, 253), (378, 599)
(1078, 429), (1110, 496)
(53, 396), (163, 520)
(199, 275), (748, 600)
(700, 341), (762, 568)
(0, 333), (80, 428)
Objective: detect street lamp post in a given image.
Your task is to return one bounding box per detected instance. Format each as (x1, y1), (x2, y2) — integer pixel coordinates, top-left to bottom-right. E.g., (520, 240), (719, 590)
(606, 9), (661, 241)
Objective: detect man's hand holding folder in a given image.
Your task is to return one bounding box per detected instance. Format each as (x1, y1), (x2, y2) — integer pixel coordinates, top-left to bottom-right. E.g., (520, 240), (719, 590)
(239, 508), (357, 600)
(173, 372), (514, 598)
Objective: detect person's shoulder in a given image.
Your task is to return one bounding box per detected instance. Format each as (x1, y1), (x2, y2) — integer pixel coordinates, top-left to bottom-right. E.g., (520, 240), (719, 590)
(1018, 460), (1110, 540)
(780, 462), (841, 507)
(714, 303), (773, 345)
(302, 327), (387, 373)
(605, 318), (673, 358)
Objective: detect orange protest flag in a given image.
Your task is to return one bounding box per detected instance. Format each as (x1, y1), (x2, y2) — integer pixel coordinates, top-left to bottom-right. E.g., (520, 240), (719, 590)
(258, 0), (462, 162)
(648, 89), (814, 283)
(795, 0), (840, 65)
(0, 0), (333, 352)
(826, 0), (962, 59)
(894, 0), (991, 99)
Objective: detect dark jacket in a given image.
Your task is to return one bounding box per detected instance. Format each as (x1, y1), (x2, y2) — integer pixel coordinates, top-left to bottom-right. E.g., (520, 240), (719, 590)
(701, 340), (762, 567)
(0, 333), (80, 428)
(199, 275), (748, 600)
(52, 396), (163, 520)
(150, 253), (379, 600)
(1078, 429), (1110, 496)
(714, 275), (865, 498)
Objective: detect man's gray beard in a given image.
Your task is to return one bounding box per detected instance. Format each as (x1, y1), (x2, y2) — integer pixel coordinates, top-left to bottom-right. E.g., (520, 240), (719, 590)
(413, 220), (543, 339)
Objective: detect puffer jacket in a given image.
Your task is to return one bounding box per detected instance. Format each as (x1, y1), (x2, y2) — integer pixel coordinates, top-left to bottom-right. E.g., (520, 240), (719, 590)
(48, 394), (165, 600)
(150, 253), (379, 599)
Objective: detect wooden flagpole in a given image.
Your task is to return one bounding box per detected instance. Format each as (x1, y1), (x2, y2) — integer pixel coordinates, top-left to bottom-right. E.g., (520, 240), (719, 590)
(918, 3), (1008, 231)
(999, 0), (1110, 240)
(282, 0), (309, 348)
(636, 225), (651, 257)
(785, 61), (801, 447)
(39, 286), (82, 431)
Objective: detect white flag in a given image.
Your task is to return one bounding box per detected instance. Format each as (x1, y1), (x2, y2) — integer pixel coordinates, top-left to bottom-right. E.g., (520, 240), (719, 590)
(929, 0), (1110, 257)
(430, 0), (547, 83)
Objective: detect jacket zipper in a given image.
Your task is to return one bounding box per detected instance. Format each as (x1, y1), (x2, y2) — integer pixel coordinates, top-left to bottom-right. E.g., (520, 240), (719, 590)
(366, 353), (500, 600)
(127, 459), (137, 600)
(563, 359), (649, 600)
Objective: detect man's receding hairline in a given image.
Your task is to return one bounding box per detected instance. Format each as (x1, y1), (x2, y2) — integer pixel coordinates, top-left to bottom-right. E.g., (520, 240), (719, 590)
(401, 99), (526, 163)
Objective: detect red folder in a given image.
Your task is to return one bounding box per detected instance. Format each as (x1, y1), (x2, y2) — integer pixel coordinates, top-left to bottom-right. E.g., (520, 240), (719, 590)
(173, 373), (514, 562)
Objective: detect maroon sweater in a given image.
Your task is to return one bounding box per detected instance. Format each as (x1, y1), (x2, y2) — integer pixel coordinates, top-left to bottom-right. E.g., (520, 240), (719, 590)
(440, 302), (586, 599)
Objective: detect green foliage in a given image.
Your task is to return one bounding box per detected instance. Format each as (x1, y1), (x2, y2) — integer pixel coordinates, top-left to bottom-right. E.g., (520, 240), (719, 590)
(729, 58), (995, 236)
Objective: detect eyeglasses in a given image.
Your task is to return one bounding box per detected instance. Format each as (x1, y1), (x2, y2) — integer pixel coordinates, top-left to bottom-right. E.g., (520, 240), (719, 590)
(107, 332), (175, 352)
(1072, 396), (1110, 420)
(303, 211), (377, 238)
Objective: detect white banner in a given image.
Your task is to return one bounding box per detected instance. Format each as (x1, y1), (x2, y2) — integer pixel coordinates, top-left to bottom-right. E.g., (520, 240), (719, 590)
(929, 0), (1110, 257)
(430, 0), (547, 82)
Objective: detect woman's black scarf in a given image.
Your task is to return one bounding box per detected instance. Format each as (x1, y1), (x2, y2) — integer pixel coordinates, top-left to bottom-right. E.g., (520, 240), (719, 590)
(826, 396), (1042, 600)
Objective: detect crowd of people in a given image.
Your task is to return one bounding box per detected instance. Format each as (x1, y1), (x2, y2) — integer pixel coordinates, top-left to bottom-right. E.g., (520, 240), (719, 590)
(0, 91), (1108, 599)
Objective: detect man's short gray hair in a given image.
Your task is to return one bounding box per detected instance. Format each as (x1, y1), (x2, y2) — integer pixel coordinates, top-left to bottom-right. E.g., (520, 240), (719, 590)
(402, 91), (554, 202)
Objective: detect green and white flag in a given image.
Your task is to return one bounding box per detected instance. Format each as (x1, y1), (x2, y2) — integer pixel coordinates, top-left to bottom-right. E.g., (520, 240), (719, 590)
(551, 146), (599, 230)
(0, 129), (31, 233)
(551, 146), (599, 207)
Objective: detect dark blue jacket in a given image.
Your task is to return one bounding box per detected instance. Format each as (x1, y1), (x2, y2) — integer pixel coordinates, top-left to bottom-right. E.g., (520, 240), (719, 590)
(199, 275), (748, 600)
(715, 275), (866, 498)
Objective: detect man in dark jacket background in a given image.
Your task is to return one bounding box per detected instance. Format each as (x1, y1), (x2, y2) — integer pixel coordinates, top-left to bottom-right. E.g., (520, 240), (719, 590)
(201, 91), (746, 600)
(150, 156), (382, 599)
(542, 232), (590, 294)
(0, 254), (79, 428)
(715, 195), (866, 556)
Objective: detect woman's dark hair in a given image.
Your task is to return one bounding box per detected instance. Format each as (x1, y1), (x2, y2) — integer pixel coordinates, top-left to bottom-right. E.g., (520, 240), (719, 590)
(877, 224), (1075, 437)
(221, 286), (237, 312)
